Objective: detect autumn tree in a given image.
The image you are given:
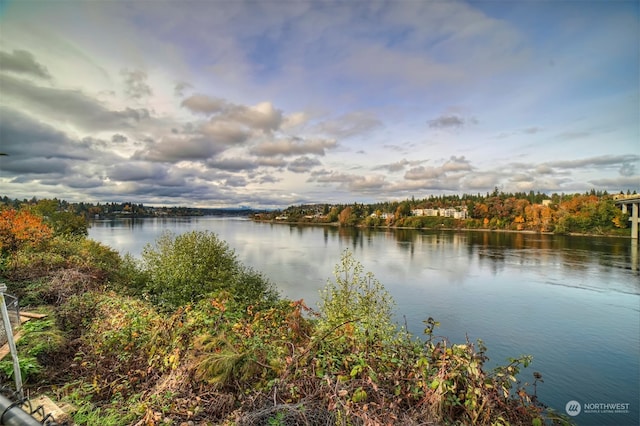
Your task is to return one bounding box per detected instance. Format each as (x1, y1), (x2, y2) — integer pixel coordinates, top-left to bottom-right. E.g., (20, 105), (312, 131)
(0, 208), (53, 253)
(338, 206), (357, 226)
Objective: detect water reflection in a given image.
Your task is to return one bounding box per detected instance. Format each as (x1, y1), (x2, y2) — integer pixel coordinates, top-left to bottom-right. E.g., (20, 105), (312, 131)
(92, 219), (639, 283)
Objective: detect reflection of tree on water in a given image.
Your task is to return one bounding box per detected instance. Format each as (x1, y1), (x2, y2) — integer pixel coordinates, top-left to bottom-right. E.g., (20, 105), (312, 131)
(337, 226), (364, 250)
(95, 217), (145, 230)
(280, 223), (637, 277)
(463, 231), (637, 277)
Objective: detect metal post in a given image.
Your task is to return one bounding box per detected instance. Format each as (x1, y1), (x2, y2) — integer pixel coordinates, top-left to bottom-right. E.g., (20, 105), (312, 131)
(0, 284), (23, 399)
(0, 394), (43, 426)
(631, 203), (638, 240)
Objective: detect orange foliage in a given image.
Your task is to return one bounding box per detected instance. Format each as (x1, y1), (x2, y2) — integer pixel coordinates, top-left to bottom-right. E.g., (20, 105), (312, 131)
(0, 208), (53, 252)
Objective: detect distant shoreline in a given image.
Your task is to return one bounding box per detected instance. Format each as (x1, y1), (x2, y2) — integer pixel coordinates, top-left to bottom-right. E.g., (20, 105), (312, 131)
(250, 218), (632, 239)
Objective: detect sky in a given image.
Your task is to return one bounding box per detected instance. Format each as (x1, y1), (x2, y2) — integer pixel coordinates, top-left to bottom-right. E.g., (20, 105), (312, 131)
(0, 0), (638, 208)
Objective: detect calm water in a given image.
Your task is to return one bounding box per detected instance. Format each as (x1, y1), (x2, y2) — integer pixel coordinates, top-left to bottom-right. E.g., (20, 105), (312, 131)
(89, 217), (640, 425)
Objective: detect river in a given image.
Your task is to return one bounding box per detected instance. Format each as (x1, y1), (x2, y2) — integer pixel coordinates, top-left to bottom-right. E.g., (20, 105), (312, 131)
(89, 217), (639, 425)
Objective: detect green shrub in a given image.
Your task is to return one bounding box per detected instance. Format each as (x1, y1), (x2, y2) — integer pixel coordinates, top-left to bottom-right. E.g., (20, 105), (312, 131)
(140, 231), (277, 310)
(0, 356), (42, 382)
(113, 253), (150, 296)
(317, 250), (396, 348)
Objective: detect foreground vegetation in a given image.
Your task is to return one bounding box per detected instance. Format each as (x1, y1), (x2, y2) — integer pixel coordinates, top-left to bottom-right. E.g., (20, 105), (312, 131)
(0, 205), (572, 425)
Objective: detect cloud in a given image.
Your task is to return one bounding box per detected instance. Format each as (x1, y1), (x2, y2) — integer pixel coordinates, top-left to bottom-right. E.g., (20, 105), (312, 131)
(349, 175), (387, 191)
(281, 112), (309, 130)
(121, 69), (153, 99)
(134, 135), (227, 162)
(0, 74), (151, 131)
(509, 173), (535, 183)
(226, 102), (283, 132)
(174, 81), (192, 97)
(315, 111), (382, 138)
(309, 169), (387, 192)
(199, 119), (251, 145)
(382, 144), (407, 153)
(181, 94), (228, 115)
(619, 162), (636, 177)
(0, 107), (126, 193)
(405, 156), (472, 180)
(112, 134), (128, 143)
(1, 157), (70, 175)
(534, 165), (555, 175)
(288, 156), (321, 173)
(374, 159), (422, 172)
(309, 170), (354, 184)
(442, 156), (473, 172)
(337, 43), (464, 91)
(0, 107), (92, 163)
(0, 1), (637, 207)
(405, 166), (441, 180)
(223, 175), (248, 187)
(182, 94), (283, 132)
(557, 131), (591, 140)
(428, 114), (478, 129)
(589, 176), (640, 188)
(251, 137), (337, 157)
(462, 172), (503, 191)
(257, 157), (287, 168)
(64, 176), (105, 189)
(108, 162), (168, 182)
(207, 157), (260, 171)
(546, 155), (639, 169)
(495, 127), (543, 139)
(0, 49), (51, 79)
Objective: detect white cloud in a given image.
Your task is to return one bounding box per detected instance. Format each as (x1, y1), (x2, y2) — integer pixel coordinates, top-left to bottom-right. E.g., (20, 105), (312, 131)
(251, 137), (337, 157)
(181, 94), (227, 115)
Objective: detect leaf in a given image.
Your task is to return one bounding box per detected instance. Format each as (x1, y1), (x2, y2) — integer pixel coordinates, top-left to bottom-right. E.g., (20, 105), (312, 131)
(351, 387), (367, 403)
(350, 364), (363, 378)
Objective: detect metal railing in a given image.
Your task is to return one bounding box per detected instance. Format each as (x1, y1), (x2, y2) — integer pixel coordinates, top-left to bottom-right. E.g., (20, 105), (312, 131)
(0, 283), (67, 425)
(0, 294), (20, 348)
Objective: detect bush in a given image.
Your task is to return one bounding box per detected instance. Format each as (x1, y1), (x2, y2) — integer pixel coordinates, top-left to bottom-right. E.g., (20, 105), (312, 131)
(0, 208), (53, 254)
(317, 250), (396, 347)
(4, 236), (121, 282)
(140, 231), (278, 311)
(72, 293), (162, 400)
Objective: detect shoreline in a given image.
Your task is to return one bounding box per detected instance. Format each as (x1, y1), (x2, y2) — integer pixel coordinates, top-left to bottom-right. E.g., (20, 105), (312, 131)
(250, 218), (632, 239)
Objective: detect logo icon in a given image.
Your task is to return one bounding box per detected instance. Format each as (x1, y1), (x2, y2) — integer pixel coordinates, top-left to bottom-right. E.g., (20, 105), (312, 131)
(565, 400), (581, 416)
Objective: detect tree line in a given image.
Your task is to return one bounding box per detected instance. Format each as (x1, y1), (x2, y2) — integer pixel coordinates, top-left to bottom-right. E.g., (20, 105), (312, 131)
(1, 187), (635, 238)
(0, 196), (214, 219)
(255, 189), (636, 235)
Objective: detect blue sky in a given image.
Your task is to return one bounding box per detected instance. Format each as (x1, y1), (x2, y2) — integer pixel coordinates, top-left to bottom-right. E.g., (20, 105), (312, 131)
(0, 0), (638, 208)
